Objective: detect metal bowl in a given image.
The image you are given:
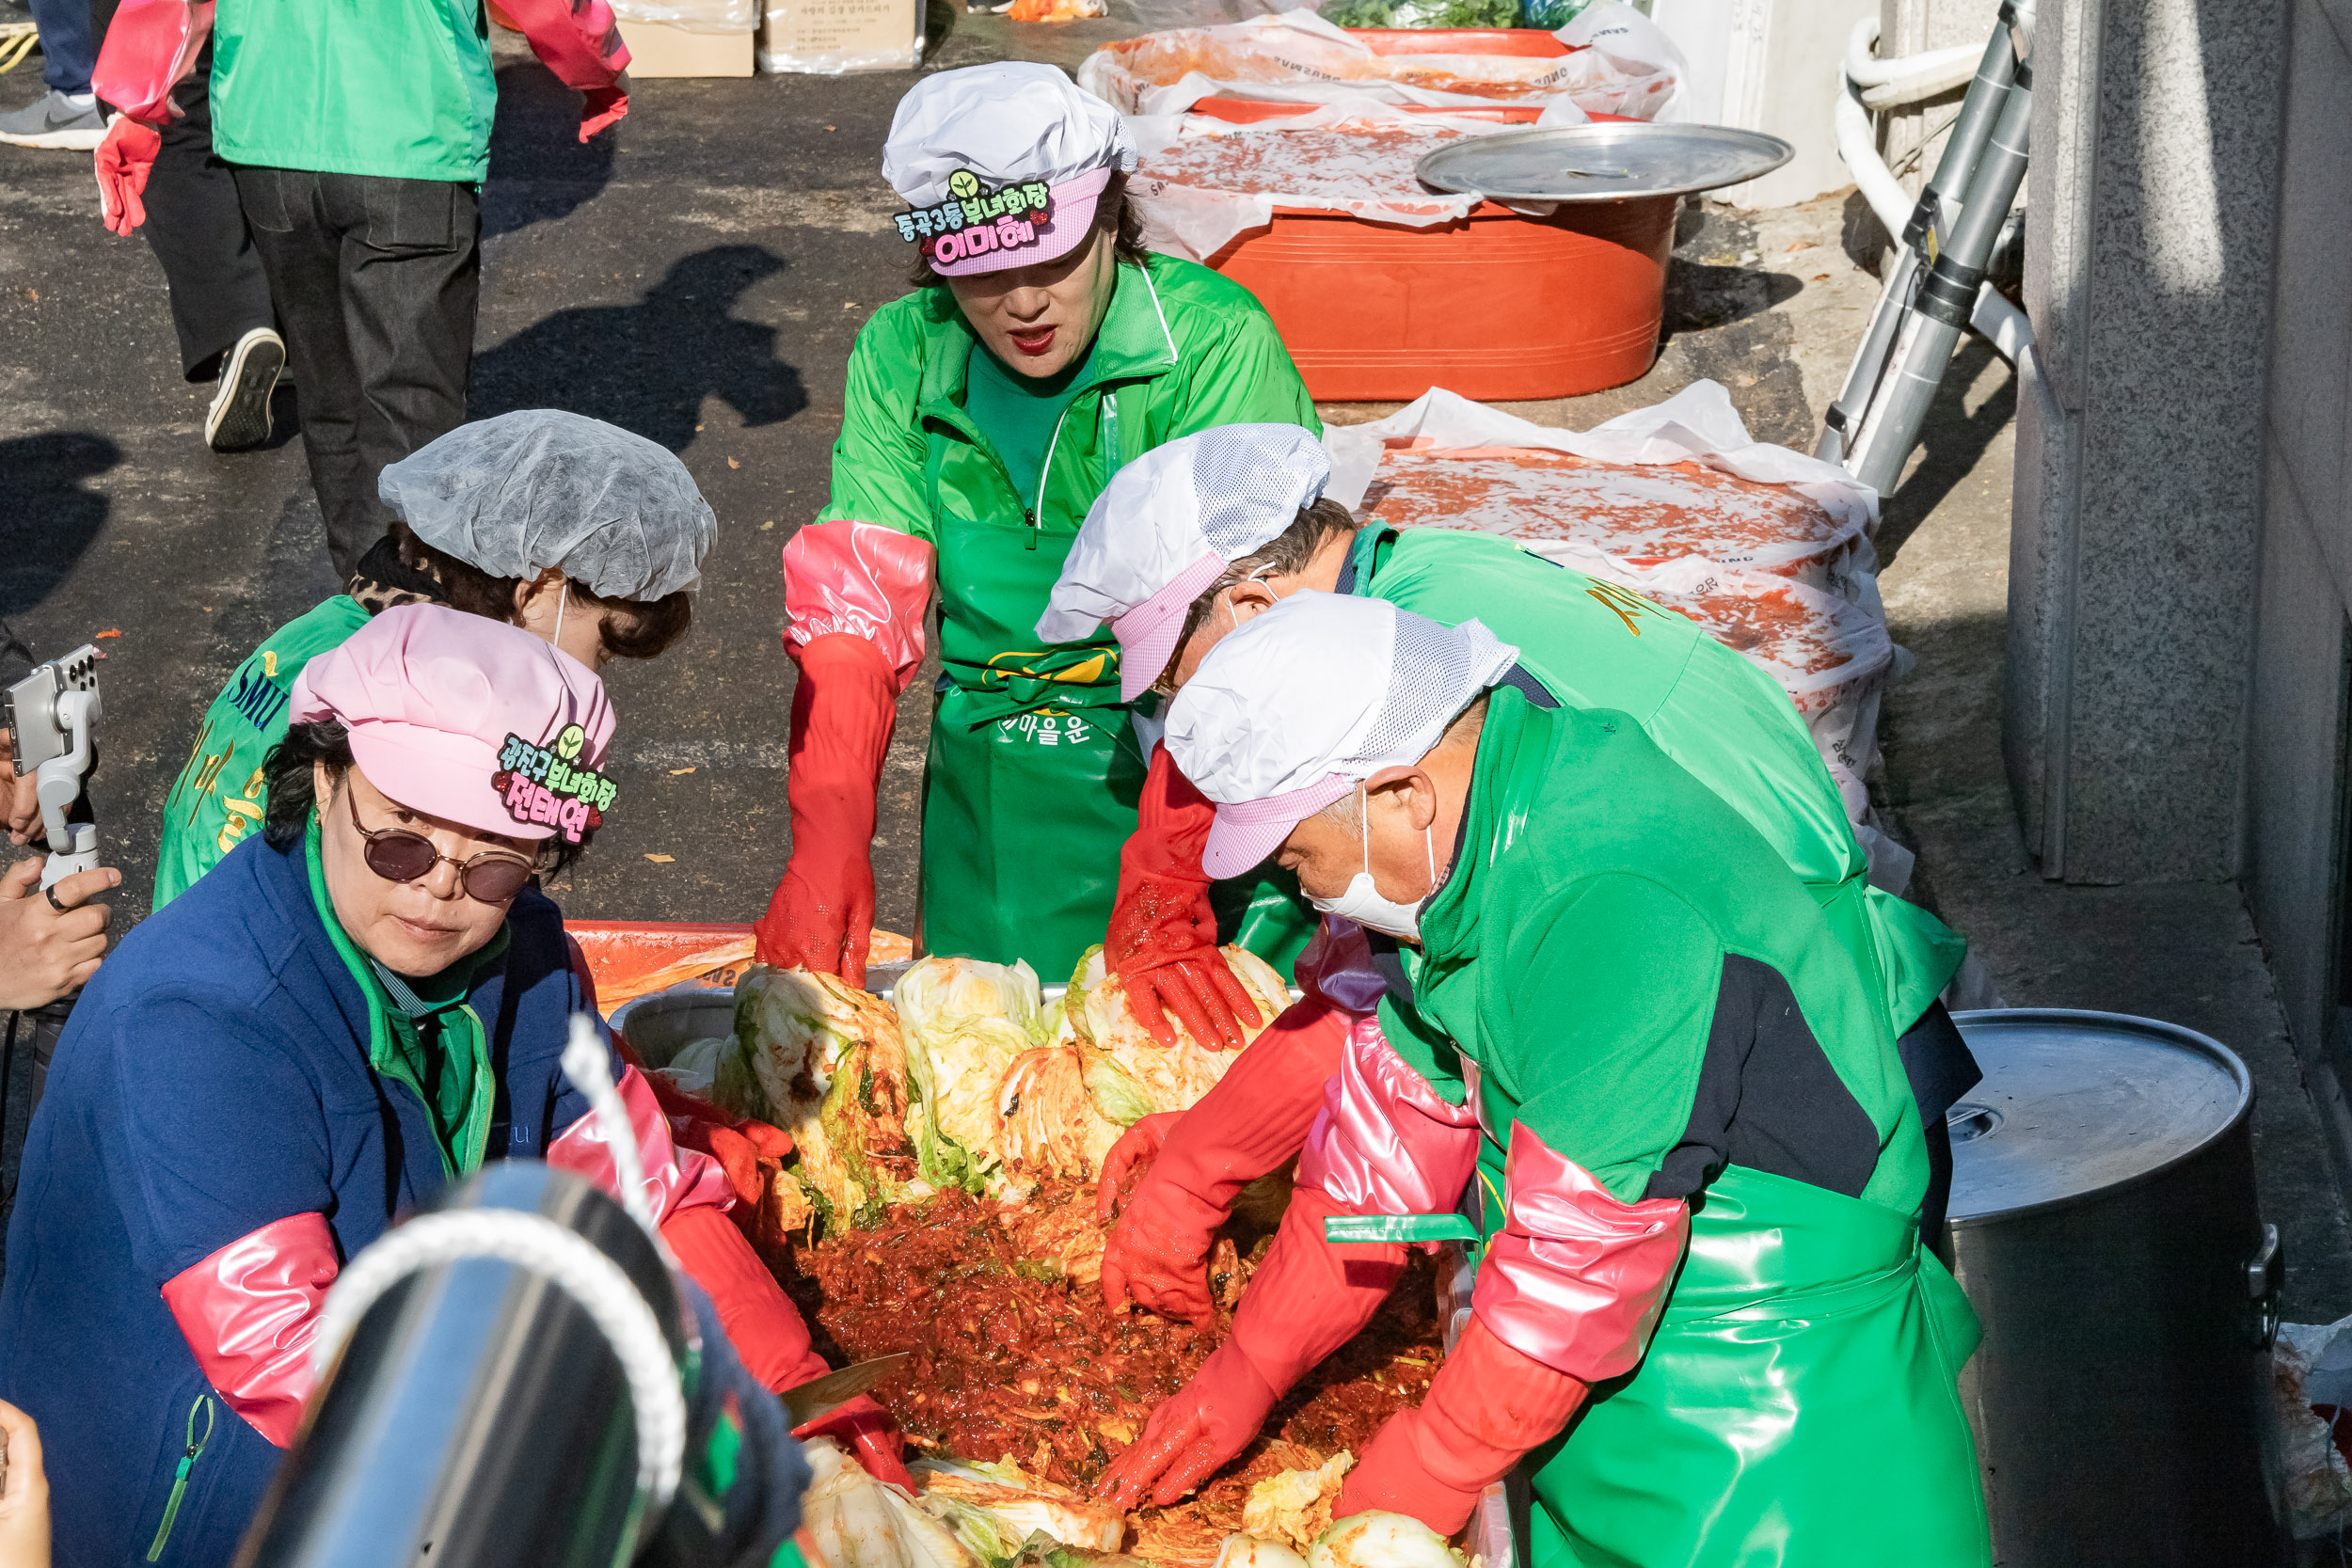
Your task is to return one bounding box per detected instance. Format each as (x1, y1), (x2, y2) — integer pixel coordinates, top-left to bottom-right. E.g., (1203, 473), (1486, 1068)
(609, 988), (736, 1070)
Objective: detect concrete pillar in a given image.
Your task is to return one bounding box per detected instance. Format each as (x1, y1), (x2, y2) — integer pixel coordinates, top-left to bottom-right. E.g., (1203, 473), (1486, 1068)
(2245, 0), (2352, 1061)
(2003, 0), (2285, 883)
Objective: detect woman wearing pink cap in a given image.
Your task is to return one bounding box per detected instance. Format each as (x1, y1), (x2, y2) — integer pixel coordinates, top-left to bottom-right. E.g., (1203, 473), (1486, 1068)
(0, 606), (896, 1564)
(754, 60), (1320, 996)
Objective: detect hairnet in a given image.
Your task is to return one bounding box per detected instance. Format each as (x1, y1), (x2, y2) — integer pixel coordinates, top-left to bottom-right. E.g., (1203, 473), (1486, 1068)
(379, 410), (716, 602)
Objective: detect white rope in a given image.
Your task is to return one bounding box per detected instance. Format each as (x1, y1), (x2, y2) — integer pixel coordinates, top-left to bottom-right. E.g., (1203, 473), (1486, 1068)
(562, 1013), (658, 1235)
(310, 1207), (689, 1517)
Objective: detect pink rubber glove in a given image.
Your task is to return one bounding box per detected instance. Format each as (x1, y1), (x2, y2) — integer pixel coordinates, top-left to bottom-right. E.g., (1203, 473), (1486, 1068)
(1097, 1186), (1402, 1509)
(1334, 1315), (1588, 1537)
(95, 119), (162, 236)
(1097, 997), (1352, 1326)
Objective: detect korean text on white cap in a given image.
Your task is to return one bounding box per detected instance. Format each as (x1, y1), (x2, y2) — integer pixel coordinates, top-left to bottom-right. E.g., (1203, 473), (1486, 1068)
(1038, 422), (1331, 700)
(882, 63), (1137, 278)
(1164, 592), (1518, 879)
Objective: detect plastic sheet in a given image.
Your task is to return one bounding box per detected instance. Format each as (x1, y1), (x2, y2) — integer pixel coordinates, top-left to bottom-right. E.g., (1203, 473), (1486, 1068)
(1326, 383), (1882, 604)
(2272, 1317), (2352, 1543)
(1128, 102), (1544, 261)
(611, 0), (757, 31)
(1327, 383), (1908, 845)
(1078, 6), (1678, 119)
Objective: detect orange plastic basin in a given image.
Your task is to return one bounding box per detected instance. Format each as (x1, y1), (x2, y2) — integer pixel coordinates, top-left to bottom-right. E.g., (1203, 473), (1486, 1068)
(566, 920), (758, 1012)
(564, 920), (915, 1014)
(1208, 191), (1675, 403)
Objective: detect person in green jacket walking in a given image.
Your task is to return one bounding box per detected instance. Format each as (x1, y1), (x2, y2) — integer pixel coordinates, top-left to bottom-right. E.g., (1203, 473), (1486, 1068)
(1042, 424), (1979, 1328)
(90, 0), (632, 579)
(751, 62), (1319, 994)
(154, 411), (713, 909)
(1104, 592), (1990, 1567)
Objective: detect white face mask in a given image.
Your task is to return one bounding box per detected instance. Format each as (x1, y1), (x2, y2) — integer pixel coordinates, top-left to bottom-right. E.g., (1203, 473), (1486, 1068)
(1308, 783), (1435, 940)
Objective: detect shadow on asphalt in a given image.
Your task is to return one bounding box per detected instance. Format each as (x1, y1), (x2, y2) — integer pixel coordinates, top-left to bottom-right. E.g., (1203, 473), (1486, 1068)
(0, 433), (119, 617)
(469, 244), (808, 451)
(1662, 261), (1803, 337)
(482, 60), (619, 241)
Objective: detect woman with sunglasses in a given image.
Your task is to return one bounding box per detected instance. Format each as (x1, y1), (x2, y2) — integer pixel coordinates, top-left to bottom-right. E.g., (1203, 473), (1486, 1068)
(0, 606), (894, 1565)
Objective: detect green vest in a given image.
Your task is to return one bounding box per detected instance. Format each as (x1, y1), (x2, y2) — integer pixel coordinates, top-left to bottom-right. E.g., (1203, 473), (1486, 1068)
(1393, 692), (1987, 1565)
(1346, 525), (1966, 1034)
(211, 0), (499, 182)
(821, 257), (1323, 980)
(156, 595), (371, 910)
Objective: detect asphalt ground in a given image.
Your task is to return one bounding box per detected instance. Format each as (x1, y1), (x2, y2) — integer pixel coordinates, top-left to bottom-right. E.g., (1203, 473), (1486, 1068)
(0, 14), (1842, 946)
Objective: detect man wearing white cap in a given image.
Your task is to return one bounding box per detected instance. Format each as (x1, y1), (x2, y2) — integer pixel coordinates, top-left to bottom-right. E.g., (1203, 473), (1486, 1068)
(752, 62), (1319, 990)
(1101, 592), (1990, 1566)
(1043, 423), (1978, 1327)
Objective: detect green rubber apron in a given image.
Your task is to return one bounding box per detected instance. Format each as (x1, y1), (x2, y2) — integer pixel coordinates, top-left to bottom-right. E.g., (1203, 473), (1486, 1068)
(1467, 1091), (1992, 1567)
(914, 404), (1315, 984)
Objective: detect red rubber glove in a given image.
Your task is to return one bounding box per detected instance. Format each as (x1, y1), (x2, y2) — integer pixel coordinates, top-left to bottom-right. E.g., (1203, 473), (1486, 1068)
(1107, 745), (1259, 1051)
(95, 119), (162, 236)
(1099, 1186), (1402, 1509)
(661, 1205), (828, 1395)
(1334, 1315), (1588, 1538)
(496, 0), (630, 141)
(578, 81), (628, 140)
(755, 634), (897, 986)
(796, 1394), (916, 1492)
(1098, 996), (1351, 1326)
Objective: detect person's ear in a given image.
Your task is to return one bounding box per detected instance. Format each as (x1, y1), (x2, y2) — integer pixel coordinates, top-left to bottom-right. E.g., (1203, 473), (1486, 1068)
(1363, 766), (1438, 833)
(512, 568), (564, 622)
(1229, 578), (1280, 615)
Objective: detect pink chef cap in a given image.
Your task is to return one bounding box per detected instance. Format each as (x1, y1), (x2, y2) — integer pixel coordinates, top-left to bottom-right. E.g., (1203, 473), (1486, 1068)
(290, 603), (616, 842)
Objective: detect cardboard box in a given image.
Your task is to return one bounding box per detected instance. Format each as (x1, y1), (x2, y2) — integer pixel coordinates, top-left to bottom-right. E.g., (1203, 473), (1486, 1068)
(756, 0), (922, 73)
(615, 17), (755, 76)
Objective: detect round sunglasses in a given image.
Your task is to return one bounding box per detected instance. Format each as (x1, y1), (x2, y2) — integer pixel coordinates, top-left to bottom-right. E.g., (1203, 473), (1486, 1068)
(345, 785), (538, 905)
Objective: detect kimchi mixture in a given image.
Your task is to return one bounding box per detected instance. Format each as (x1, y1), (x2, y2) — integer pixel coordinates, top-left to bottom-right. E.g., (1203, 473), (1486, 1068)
(774, 1186), (1447, 1556)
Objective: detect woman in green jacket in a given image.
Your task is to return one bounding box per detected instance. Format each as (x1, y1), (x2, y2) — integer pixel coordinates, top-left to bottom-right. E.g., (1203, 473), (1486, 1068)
(753, 62), (1319, 992)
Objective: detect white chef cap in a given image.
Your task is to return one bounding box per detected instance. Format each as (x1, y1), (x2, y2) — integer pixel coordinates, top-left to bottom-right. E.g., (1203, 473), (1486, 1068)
(882, 63), (1137, 278)
(1037, 423), (1330, 699)
(1164, 592), (1518, 879)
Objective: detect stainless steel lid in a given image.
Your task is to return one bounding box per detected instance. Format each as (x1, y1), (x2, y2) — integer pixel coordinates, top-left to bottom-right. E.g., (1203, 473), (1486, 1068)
(1413, 122), (1794, 203)
(1947, 1008), (2253, 1225)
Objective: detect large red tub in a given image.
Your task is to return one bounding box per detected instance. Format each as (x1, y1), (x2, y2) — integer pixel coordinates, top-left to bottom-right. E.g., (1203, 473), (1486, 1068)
(1137, 103), (1674, 403)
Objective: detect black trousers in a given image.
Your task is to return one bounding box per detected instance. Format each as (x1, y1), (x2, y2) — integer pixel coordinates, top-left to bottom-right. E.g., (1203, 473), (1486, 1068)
(229, 165), (481, 581)
(84, 8), (274, 381)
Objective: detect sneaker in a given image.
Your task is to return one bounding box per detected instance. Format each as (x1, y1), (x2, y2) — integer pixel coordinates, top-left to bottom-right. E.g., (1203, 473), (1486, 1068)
(205, 327), (285, 452)
(0, 89), (106, 151)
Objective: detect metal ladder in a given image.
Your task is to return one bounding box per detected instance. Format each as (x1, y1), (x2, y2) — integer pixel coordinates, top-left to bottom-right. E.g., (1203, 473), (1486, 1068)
(1816, 3), (2035, 499)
